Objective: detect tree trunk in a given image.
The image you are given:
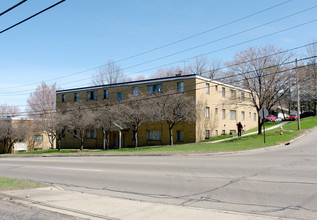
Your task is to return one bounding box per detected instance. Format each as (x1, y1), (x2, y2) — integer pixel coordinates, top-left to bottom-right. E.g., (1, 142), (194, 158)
(134, 129), (138, 148)
(103, 130), (106, 150)
(169, 126), (173, 146)
(57, 139), (61, 151)
(80, 137), (84, 151)
(106, 132), (110, 150)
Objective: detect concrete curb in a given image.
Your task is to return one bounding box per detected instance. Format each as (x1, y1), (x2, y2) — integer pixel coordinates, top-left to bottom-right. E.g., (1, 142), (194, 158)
(1, 124), (315, 159)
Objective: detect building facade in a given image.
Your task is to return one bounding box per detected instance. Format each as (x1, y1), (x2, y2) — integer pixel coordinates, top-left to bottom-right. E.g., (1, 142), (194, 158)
(0, 117), (55, 154)
(56, 74), (258, 149)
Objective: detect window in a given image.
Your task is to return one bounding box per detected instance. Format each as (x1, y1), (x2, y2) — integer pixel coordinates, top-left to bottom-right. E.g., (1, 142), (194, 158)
(132, 87), (138, 96)
(34, 135), (43, 142)
(104, 90), (108, 99)
(249, 112), (251, 117)
(73, 129), (79, 138)
(222, 109), (226, 119)
(254, 113), (257, 121)
(117, 93), (122, 102)
(62, 94), (66, 102)
(215, 108), (218, 114)
(74, 93), (79, 102)
(86, 130), (97, 139)
(176, 130), (184, 142)
(177, 82), (184, 93)
(205, 130), (210, 139)
(87, 91), (97, 100)
(222, 87), (226, 97)
(148, 84), (162, 94)
(49, 135), (53, 143)
(215, 130), (218, 136)
(230, 89), (236, 99)
(241, 111), (245, 121)
(222, 130), (226, 135)
(215, 85), (218, 91)
(132, 130), (136, 140)
(206, 107), (210, 118)
(147, 130), (161, 141)
(241, 92), (245, 101)
(230, 110), (236, 120)
(206, 83), (210, 94)
(230, 130), (236, 134)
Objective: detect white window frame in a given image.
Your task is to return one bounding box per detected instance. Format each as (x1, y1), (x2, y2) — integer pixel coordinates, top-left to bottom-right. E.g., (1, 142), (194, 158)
(147, 130), (161, 141)
(34, 135), (43, 142)
(206, 107), (210, 118)
(241, 111), (245, 121)
(132, 87), (138, 96)
(222, 109), (226, 119)
(74, 93), (79, 102)
(230, 110), (236, 120)
(86, 130), (97, 139)
(206, 83), (210, 94)
(205, 130), (210, 139)
(62, 94), (66, 102)
(176, 130), (184, 142)
(177, 82), (184, 93)
(104, 90), (108, 99)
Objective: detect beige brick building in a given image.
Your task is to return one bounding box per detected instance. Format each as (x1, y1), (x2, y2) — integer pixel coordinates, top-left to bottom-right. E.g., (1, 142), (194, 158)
(0, 117), (55, 153)
(56, 74), (258, 149)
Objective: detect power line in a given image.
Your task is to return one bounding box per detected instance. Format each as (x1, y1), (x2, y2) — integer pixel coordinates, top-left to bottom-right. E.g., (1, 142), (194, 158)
(1, 42), (316, 97)
(119, 5), (317, 72)
(0, 0), (66, 35)
(5, 56), (316, 115)
(0, 0), (27, 17)
(0, 0), (292, 90)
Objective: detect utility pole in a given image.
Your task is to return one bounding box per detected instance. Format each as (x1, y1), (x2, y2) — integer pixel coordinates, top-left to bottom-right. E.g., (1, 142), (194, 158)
(296, 58), (301, 130)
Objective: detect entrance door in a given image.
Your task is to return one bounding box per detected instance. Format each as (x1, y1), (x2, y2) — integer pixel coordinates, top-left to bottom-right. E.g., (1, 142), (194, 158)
(113, 133), (118, 148)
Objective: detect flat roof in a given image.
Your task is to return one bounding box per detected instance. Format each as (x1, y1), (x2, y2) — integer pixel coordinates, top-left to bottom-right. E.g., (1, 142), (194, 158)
(56, 74), (250, 94)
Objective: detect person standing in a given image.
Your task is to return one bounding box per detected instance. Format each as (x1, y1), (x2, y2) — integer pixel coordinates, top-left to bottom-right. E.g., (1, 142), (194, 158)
(237, 122), (243, 137)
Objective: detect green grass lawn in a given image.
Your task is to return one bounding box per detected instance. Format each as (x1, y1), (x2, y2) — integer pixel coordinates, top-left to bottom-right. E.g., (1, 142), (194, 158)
(0, 177), (48, 191)
(9, 117), (317, 155)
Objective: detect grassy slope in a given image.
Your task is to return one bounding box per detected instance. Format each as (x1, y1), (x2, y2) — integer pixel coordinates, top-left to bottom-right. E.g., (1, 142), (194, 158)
(0, 177), (48, 191)
(9, 117), (317, 155)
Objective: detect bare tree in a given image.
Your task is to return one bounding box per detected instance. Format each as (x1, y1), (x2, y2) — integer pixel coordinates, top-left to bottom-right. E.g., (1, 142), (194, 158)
(94, 102), (121, 150)
(121, 93), (153, 148)
(0, 119), (30, 153)
(64, 101), (95, 150)
(205, 59), (222, 79)
(302, 43), (317, 115)
(155, 90), (196, 146)
(35, 110), (66, 151)
(92, 60), (124, 85)
(188, 55), (208, 75)
(26, 82), (57, 118)
(151, 66), (184, 79)
(0, 104), (20, 118)
(226, 45), (295, 134)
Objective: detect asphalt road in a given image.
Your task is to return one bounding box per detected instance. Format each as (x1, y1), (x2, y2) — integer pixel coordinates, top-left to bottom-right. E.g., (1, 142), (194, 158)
(0, 127), (317, 220)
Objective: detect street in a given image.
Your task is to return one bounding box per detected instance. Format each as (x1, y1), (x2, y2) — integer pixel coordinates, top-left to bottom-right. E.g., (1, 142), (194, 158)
(0, 127), (317, 219)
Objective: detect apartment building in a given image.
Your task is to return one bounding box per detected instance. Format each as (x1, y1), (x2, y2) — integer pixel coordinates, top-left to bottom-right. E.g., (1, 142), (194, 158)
(0, 117), (55, 153)
(56, 74), (258, 149)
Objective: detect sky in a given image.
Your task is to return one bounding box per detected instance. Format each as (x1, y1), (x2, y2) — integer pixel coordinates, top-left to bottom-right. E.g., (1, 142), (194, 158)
(0, 0), (317, 114)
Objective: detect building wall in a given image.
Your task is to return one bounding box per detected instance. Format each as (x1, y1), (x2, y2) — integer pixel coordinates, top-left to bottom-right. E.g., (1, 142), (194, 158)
(0, 119), (54, 154)
(56, 75), (258, 148)
(194, 77), (258, 141)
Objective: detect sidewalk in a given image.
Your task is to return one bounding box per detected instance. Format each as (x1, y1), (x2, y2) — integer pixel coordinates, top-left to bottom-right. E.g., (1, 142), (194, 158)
(203, 122), (288, 144)
(0, 186), (290, 220)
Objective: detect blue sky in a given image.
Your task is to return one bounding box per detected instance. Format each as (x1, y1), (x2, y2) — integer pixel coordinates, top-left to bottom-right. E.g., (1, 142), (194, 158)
(0, 0), (317, 112)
